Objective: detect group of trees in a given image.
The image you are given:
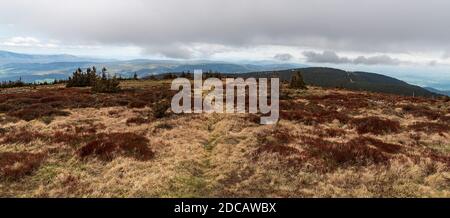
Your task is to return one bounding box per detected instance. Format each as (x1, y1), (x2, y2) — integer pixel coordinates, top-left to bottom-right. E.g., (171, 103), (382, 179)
(0, 79), (25, 89)
(66, 67), (120, 93)
(0, 77), (64, 89)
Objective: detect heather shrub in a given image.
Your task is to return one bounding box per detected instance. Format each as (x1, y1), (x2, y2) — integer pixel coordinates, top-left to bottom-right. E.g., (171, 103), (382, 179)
(77, 132), (153, 161)
(350, 116), (400, 135)
(401, 104), (442, 120)
(154, 122), (174, 130)
(408, 122), (449, 134)
(301, 136), (389, 167)
(254, 126), (299, 157)
(0, 152), (46, 180)
(126, 116), (150, 125)
(8, 104), (70, 121)
(1, 128), (48, 144)
(153, 100), (171, 119)
(0, 103), (14, 113)
(280, 100), (350, 125)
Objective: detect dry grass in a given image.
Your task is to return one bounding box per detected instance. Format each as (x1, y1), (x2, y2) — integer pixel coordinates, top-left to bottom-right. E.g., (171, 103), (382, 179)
(0, 80), (448, 197)
(350, 116), (401, 135)
(0, 152), (46, 180)
(78, 132), (153, 161)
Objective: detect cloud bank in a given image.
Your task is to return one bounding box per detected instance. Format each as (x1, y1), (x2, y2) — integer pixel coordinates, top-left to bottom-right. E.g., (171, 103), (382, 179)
(1, 0), (450, 60)
(303, 51), (405, 65)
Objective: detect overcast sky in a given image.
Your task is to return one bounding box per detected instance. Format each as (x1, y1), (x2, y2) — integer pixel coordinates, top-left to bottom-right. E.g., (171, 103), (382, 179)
(1, 0), (450, 72)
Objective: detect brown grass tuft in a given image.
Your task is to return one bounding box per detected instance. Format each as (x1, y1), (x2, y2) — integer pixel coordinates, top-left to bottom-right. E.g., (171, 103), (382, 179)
(301, 136), (390, 167)
(8, 104), (70, 121)
(0, 152), (46, 180)
(280, 100), (350, 125)
(401, 104), (442, 120)
(77, 132), (153, 161)
(350, 116), (401, 135)
(253, 126), (299, 157)
(126, 116), (150, 125)
(408, 122), (449, 134)
(1, 128), (48, 144)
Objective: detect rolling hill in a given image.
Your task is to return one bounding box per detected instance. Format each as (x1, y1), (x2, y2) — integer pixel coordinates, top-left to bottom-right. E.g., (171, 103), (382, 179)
(208, 67), (441, 97)
(424, 87), (450, 96)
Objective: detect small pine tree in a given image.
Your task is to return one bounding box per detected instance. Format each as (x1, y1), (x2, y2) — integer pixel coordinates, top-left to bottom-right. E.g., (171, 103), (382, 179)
(91, 74), (120, 93)
(290, 71), (307, 89)
(133, 72), (138, 80)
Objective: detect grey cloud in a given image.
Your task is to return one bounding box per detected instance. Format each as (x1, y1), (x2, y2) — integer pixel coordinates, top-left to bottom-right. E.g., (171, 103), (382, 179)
(143, 44), (193, 59)
(303, 51), (404, 66)
(443, 52), (450, 59)
(1, 0), (450, 58)
(273, 53), (294, 61)
(429, 60), (438, 66)
(353, 55), (403, 65)
(303, 51), (351, 64)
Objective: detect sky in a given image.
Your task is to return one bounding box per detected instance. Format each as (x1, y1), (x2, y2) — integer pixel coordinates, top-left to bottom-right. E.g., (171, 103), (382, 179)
(1, 0), (450, 88)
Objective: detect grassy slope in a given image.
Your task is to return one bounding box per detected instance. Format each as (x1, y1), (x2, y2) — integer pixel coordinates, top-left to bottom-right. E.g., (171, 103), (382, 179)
(0, 80), (449, 197)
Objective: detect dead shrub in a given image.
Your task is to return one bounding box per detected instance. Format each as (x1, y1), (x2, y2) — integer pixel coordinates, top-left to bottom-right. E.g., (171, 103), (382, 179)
(8, 104), (70, 121)
(77, 132), (153, 161)
(301, 136), (389, 167)
(350, 116), (400, 135)
(303, 93), (372, 111)
(0, 152), (46, 180)
(128, 100), (147, 108)
(154, 122), (173, 130)
(351, 136), (402, 154)
(126, 116), (150, 125)
(1, 128), (48, 144)
(311, 128), (346, 138)
(52, 131), (96, 146)
(0, 103), (14, 113)
(153, 100), (171, 119)
(39, 96), (68, 103)
(254, 126), (299, 157)
(402, 104), (442, 120)
(280, 100), (350, 125)
(0, 127), (8, 135)
(408, 122), (449, 134)
(0, 84), (175, 121)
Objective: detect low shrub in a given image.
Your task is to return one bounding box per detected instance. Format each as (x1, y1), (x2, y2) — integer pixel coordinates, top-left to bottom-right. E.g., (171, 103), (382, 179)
(126, 116), (150, 125)
(0, 152), (46, 180)
(91, 77), (121, 93)
(254, 126), (299, 157)
(401, 104), (442, 120)
(8, 104), (70, 121)
(1, 128), (48, 144)
(350, 116), (400, 135)
(153, 100), (171, 119)
(302, 136), (389, 167)
(408, 122), (449, 134)
(77, 132), (153, 161)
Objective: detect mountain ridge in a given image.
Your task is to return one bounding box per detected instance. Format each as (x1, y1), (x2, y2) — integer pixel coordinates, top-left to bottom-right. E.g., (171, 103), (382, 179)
(198, 67), (441, 98)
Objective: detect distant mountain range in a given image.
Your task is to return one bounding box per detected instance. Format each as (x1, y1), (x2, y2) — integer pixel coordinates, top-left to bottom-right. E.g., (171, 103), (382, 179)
(0, 50), (303, 82)
(0, 50), (447, 97)
(424, 87), (450, 96)
(0, 50), (104, 65)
